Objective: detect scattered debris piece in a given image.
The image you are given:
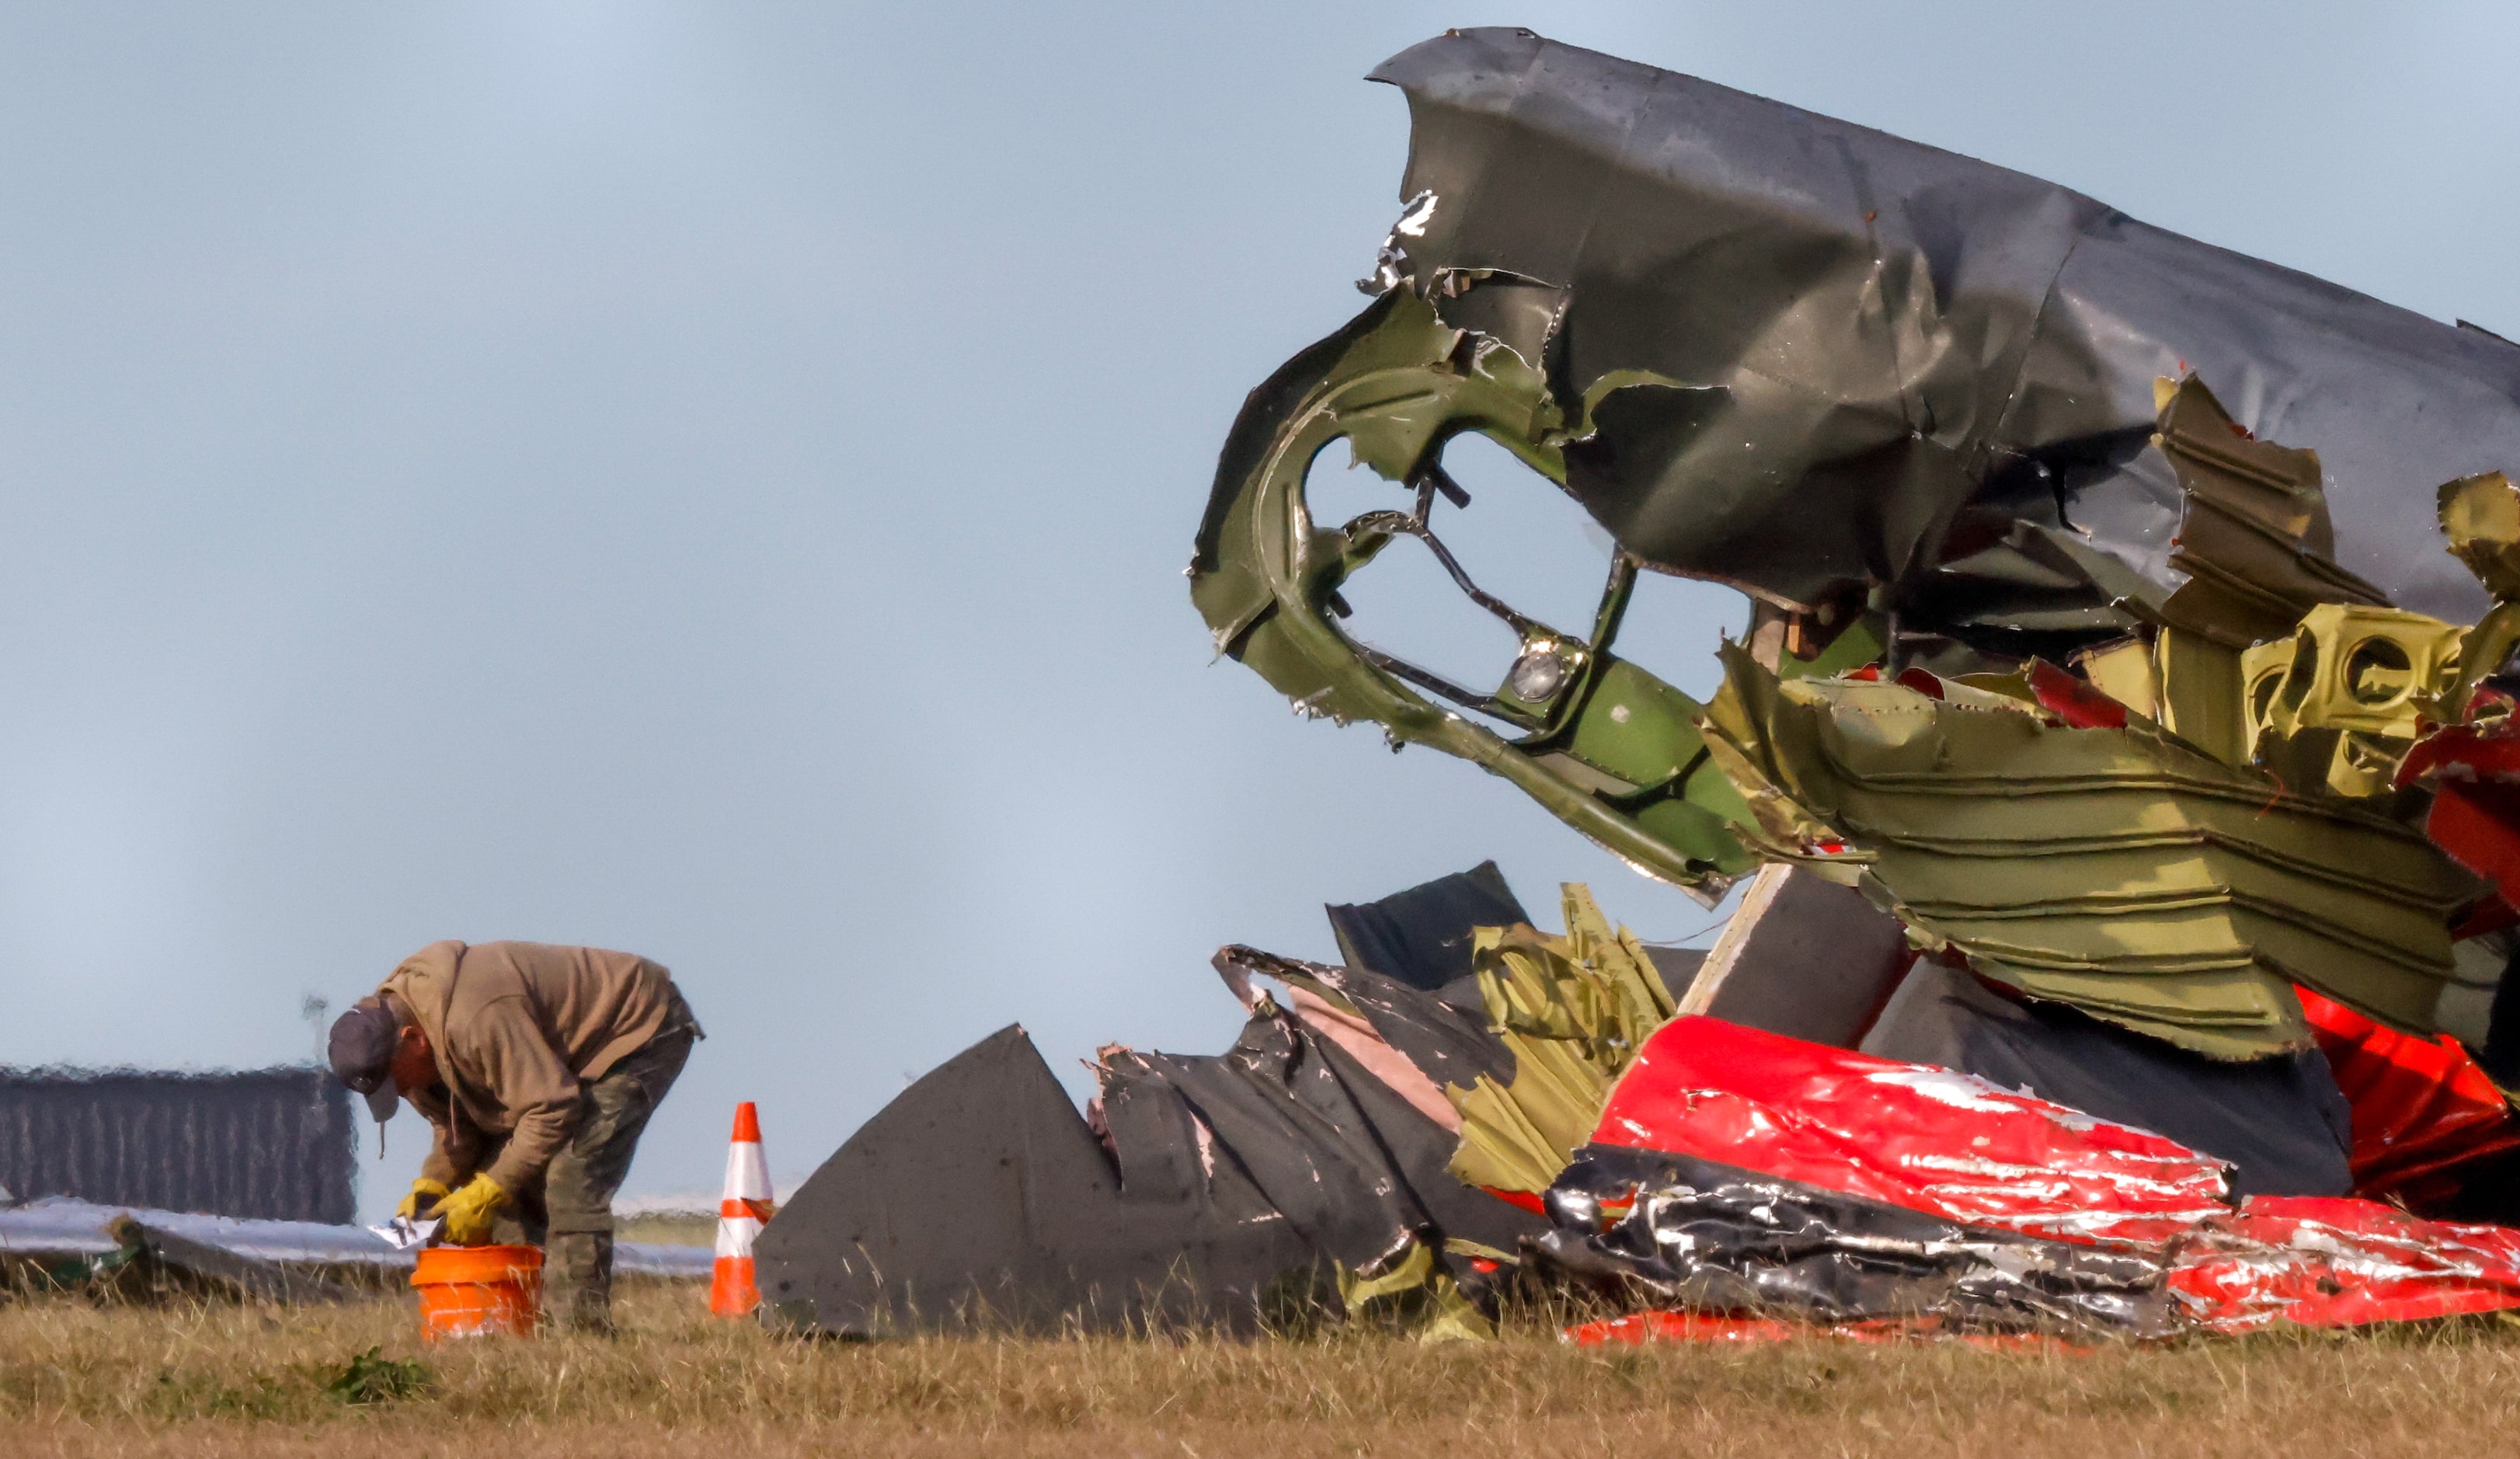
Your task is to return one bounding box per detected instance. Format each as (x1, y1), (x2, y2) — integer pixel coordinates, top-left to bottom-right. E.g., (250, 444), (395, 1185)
(1700, 630), (2479, 1060)
(1443, 884), (1676, 1200)
(2295, 987), (2520, 1207)
(1579, 1017), (2235, 1245)
(1674, 865), (1911, 1047)
(757, 945), (1558, 1335)
(0, 1195), (709, 1300)
(369, 1216), (441, 1252)
(1541, 1016), (2520, 1339)
(1327, 860), (1530, 994)
(105, 1214), (368, 1305)
(1535, 1144), (2180, 1339)
(758, 869), (1575, 1336)
(757, 1024), (1324, 1336)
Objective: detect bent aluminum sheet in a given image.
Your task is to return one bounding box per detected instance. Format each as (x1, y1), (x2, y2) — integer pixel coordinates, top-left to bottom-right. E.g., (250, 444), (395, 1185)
(0, 1196), (712, 1279)
(1363, 28), (2518, 627)
(2294, 986), (2520, 1207)
(1555, 1015), (2520, 1335)
(1702, 643), (2483, 1059)
(1536, 1144), (2177, 1339)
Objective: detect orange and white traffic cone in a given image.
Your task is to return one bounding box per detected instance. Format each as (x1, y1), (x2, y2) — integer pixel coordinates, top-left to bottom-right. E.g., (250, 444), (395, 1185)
(709, 1101), (775, 1318)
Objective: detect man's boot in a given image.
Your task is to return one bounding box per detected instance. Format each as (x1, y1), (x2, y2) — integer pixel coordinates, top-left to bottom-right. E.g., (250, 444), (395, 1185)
(544, 1228), (615, 1335)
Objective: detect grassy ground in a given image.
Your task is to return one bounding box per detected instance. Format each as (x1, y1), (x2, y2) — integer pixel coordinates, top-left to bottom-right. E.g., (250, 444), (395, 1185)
(4, 1282), (2517, 1457)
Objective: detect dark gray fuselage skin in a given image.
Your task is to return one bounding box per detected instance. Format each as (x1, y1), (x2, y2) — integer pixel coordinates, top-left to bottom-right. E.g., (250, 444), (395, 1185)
(1370, 29), (2514, 646)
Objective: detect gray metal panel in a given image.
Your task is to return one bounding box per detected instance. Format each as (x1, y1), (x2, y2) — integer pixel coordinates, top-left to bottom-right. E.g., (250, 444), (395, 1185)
(1366, 29), (2520, 633)
(1676, 865), (1913, 1048)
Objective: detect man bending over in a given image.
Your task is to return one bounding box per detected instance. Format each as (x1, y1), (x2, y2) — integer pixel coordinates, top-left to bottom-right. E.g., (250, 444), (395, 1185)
(329, 942), (702, 1332)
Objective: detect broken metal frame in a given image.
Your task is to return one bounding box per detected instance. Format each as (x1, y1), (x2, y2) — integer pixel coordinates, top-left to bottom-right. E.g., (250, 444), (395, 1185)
(1191, 288), (1836, 900)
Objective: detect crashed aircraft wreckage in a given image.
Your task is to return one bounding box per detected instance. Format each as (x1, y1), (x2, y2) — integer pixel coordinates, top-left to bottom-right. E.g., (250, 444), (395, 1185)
(762, 858), (2520, 1339)
(764, 28), (2520, 1341)
(1189, 27), (2520, 1064)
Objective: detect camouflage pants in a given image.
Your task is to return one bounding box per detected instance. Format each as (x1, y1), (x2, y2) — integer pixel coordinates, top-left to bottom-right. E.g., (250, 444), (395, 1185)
(489, 1001), (700, 1332)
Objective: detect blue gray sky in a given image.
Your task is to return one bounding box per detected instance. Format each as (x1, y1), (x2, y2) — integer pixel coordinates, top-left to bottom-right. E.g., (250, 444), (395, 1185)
(5, 4), (2516, 1215)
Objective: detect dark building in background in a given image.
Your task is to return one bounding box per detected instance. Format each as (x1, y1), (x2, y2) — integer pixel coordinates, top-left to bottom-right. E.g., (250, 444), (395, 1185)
(0, 1067), (356, 1224)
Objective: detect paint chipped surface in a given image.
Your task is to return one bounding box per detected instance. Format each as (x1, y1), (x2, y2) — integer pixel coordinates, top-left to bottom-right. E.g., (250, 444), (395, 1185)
(1589, 1017), (2236, 1245)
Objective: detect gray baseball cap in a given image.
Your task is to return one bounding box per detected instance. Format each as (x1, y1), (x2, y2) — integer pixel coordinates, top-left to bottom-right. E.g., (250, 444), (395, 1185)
(327, 998), (403, 1125)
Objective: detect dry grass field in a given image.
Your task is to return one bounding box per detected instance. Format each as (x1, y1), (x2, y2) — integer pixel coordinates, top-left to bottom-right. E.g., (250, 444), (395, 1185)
(4, 1280), (2517, 1458)
(617, 1211), (717, 1248)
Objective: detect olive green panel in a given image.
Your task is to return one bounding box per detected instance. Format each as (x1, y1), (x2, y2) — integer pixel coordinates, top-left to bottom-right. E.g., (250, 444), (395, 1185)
(2151, 375), (2391, 649)
(2154, 629), (2247, 766)
(2078, 638), (2160, 720)
(2235, 603), (2466, 796)
(1959, 962), (2296, 1053)
(1564, 658), (1704, 787)
(1443, 885), (1676, 1196)
(1698, 639), (2481, 1060)
(1627, 778), (1753, 870)
(2243, 604), (2463, 741)
(2439, 472), (2520, 716)
(2442, 471), (2520, 601)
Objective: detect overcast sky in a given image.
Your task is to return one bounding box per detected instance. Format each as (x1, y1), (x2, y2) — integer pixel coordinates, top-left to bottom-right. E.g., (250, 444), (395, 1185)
(5, 3), (2516, 1217)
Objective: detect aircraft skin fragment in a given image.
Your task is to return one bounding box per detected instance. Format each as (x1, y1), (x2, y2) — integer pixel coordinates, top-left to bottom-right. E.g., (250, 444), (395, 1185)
(754, 1025), (1321, 1337)
(1699, 639), (2481, 1060)
(1443, 886), (1676, 1196)
(1544, 1016), (2520, 1337)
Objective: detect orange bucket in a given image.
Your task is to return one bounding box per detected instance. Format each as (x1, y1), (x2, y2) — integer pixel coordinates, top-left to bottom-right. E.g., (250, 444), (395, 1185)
(412, 1245), (543, 1341)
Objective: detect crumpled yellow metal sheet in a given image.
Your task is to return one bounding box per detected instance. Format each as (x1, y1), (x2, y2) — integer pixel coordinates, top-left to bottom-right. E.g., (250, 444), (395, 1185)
(1443, 885), (1676, 1196)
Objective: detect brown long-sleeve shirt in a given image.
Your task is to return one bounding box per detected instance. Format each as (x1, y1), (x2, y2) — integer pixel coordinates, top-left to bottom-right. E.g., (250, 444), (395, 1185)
(378, 941), (679, 1193)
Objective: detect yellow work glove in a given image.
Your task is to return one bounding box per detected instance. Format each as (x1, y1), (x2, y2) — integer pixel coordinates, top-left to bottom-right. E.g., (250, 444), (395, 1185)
(397, 1178), (451, 1220)
(435, 1174), (507, 1245)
